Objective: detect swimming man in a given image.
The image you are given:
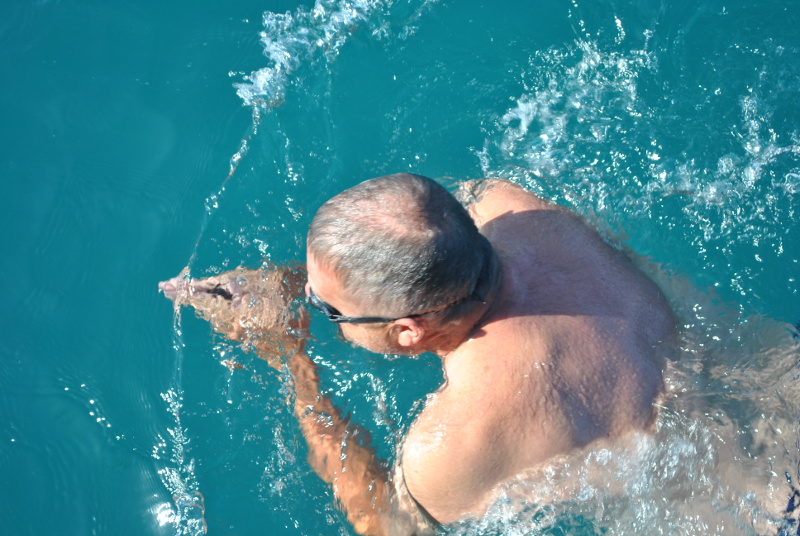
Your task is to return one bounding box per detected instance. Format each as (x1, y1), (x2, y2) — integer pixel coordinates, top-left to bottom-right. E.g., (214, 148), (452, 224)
(160, 173), (674, 535)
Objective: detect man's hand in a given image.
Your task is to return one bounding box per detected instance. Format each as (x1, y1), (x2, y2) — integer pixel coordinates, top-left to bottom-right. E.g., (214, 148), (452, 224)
(158, 264), (307, 368)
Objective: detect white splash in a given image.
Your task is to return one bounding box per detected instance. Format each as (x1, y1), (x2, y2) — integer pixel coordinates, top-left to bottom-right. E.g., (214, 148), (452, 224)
(153, 386), (207, 536)
(233, 0), (438, 111)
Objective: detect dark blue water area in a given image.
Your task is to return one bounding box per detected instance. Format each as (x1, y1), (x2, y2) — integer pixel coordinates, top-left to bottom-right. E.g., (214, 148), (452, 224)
(1, 0), (799, 535)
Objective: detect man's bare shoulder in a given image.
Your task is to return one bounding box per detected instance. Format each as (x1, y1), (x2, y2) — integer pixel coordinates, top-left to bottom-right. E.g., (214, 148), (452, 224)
(455, 178), (556, 226)
(399, 343), (525, 525)
(400, 393), (499, 524)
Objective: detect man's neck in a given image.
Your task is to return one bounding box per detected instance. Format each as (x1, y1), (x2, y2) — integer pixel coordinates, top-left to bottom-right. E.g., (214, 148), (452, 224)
(432, 249), (505, 359)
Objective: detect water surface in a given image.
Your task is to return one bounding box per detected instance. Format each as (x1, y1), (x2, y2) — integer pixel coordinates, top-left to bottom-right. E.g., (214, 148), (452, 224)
(1, 0), (798, 534)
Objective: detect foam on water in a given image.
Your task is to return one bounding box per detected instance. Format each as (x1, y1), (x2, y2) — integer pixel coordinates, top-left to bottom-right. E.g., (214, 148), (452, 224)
(152, 389), (208, 536)
(477, 26), (800, 318)
(233, 0), (437, 113)
(153, 312), (208, 536)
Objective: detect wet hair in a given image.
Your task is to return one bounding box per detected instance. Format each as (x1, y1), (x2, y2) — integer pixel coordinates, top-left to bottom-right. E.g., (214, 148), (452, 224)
(307, 173), (490, 320)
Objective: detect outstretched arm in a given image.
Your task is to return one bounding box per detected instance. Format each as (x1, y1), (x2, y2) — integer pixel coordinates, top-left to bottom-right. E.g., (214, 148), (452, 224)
(159, 266), (433, 535)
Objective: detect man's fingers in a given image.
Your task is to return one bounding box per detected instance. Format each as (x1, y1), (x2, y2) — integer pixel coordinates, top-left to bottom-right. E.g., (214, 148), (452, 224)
(158, 268), (192, 302)
(158, 277), (184, 301)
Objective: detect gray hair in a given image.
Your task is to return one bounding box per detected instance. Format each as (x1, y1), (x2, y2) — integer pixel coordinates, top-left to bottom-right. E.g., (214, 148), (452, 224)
(307, 173), (490, 319)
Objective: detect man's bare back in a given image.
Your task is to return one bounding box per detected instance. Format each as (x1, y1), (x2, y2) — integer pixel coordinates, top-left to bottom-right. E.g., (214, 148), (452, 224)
(160, 176), (674, 534)
(401, 180), (673, 522)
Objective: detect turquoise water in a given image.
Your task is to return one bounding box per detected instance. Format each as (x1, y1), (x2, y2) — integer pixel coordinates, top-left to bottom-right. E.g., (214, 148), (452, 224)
(1, 0), (799, 534)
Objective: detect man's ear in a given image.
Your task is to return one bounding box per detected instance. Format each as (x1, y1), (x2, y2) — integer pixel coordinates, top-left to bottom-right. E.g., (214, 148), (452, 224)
(391, 317), (426, 348)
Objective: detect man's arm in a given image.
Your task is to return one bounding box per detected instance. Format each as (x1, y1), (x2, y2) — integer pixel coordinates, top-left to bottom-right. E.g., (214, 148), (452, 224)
(286, 346), (437, 535)
(286, 349), (392, 534)
(159, 266), (433, 535)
